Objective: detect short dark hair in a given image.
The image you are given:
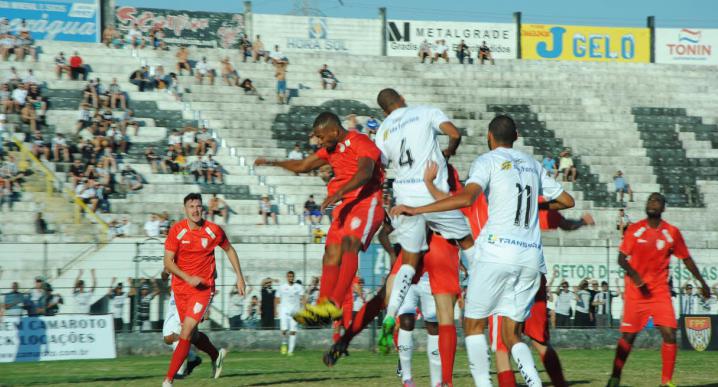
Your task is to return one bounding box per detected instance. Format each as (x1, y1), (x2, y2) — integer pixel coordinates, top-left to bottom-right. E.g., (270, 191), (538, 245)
(488, 115), (518, 145)
(601, 281), (608, 286)
(377, 88), (402, 112)
(313, 111), (342, 130)
(648, 192), (666, 206)
(287, 271), (295, 276)
(184, 192), (202, 205)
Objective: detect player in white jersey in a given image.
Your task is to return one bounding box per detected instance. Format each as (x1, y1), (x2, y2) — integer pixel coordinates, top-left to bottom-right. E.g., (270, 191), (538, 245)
(374, 89), (475, 358)
(276, 271), (305, 355)
(392, 115), (575, 387)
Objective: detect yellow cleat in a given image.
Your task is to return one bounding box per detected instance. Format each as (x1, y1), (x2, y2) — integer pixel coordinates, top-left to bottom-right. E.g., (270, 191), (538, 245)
(280, 343), (288, 355)
(660, 381), (676, 387)
(306, 300), (343, 321)
(293, 306), (316, 325)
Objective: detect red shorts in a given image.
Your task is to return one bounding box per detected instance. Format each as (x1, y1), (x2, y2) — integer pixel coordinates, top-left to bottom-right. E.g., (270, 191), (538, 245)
(620, 296), (677, 333)
(489, 275), (549, 352)
(326, 196), (383, 251)
(173, 287), (213, 323)
(423, 233), (460, 295)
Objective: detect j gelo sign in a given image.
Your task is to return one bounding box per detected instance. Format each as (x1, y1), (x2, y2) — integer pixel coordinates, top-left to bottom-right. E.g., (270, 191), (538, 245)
(387, 20), (516, 59)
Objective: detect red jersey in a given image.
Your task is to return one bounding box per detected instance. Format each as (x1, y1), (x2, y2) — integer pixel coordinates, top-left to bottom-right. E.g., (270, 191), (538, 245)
(165, 219), (230, 293)
(619, 219), (689, 300)
(538, 196), (564, 230)
(69, 55), (82, 68)
(448, 164), (488, 240)
(315, 131), (383, 201)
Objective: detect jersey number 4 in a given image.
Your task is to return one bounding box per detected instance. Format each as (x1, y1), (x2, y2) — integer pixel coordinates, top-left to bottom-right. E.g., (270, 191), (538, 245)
(514, 184), (532, 228)
(398, 138), (414, 167)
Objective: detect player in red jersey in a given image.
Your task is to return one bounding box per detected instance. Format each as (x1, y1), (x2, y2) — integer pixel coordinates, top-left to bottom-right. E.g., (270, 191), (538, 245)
(255, 112), (384, 324)
(607, 193), (710, 387)
(162, 193), (246, 386)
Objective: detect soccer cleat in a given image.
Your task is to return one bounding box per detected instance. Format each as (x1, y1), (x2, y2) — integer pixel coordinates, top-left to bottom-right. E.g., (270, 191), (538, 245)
(185, 356), (202, 377)
(287, 352), (294, 357)
(606, 376), (621, 387)
(162, 380), (173, 387)
(293, 306), (317, 326)
(322, 340), (350, 367)
(377, 316), (395, 354)
(660, 382), (676, 387)
(280, 343), (288, 355)
(306, 300), (343, 322)
(396, 359), (402, 378)
(402, 379), (416, 387)
(210, 348), (227, 379)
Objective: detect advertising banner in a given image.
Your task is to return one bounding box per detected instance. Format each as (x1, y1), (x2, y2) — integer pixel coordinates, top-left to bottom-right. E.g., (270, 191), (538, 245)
(115, 6), (245, 49)
(0, 0), (100, 42)
(387, 20), (516, 59)
(521, 24), (650, 63)
(252, 14), (382, 56)
(680, 316), (718, 351)
(0, 314), (116, 362)
(656, 28), (718, 65)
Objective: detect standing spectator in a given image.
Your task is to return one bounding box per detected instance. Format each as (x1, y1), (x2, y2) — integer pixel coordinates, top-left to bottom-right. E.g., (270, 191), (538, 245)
(558, 149), (577, 182)
(269, 45), (287, 65)
(245, 295), (261, 329)
(478, 41), (495, 65)
(144, 213), (161, 237)
(220, 57), (240, 86)
(614, 170), (634, 204)
(542, 153), (558, 178)
(305, 277), (320, 305)
(27, 277), (46, 316)
(260, 278), (276, 330)
(108, 277), (134, 332)
(175, 46), (191, 75)
(35, 212), (52, 234)
(148, 25), (166, 50)
(681, 283), (700, 316)
(318, 64), (338, 90)
(574, 279), (592, 328)
(593, 279), (621, 327)
(73, 269), (96, 314)
(135, 279), (160, 332)
(287, 143), (303, 161)
(44, 283), (63, 316)
(239, 34), (252, 62)
(253, 35), (269, 62)
(588, 279), (600, 327)
(552, 280), (573, 328)
(259, 194), (278, 225)
(69, 52), (88, 80)
(417, 40), (431, 63)
(432, 40), (449, 63)
(616, 208), (631, 234)
(126, 23), (144, 50)
(228, 287), (246, 330)
(303, 195), (322, 225)
(275, 62), (288, 105)
(456, 39), (470, 64)
(195, 57), (215, 85)
(3, 282), (25, 316)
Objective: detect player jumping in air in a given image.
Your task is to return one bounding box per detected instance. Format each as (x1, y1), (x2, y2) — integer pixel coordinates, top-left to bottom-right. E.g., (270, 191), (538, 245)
(255, 112), (385, 325)
(162, 193), (247, 386)
(392, 115), (575, 386)
(607, 192), (710, 387)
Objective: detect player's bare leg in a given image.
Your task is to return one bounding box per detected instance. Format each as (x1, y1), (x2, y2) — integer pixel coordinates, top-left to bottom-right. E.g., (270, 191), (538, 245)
(607, 332), (637, 387)
(434, 293), (458, 386)
(464, 317), (491, 387)
(531, 341), (567, 387)
(502, 318), (542, 387)
(657, 325), (678, 387)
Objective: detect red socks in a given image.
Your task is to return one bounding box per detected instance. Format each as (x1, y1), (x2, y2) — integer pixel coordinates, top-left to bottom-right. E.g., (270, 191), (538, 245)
(661, 343), (677, 384)
(318, 264), (340, 303)
(192, 331), (218, 361)
(611, 337), (633, 378)
(541, 346), (567, 387)
(343, 289), (385, 343)
(497, 370), (517, 387)
(330, 250), (359, 306)
(166, 338), (190, 381)
(438, 324), (457, 385)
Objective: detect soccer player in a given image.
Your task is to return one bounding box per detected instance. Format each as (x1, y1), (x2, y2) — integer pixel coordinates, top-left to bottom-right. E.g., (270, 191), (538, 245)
(375, 89), (474, 387)
(607, 192), (710, 387)
(162, 193), (247, 386)
(392, 115), (575, 386)
(255, 112), (384, 324)
(276, 271), (304, 355)
(161, 284), (202, 379)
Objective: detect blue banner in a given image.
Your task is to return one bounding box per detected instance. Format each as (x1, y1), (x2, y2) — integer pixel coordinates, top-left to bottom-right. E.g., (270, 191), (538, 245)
(0, 0), (100, 42)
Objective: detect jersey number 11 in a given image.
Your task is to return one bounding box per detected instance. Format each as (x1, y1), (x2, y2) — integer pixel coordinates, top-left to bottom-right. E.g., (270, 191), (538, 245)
(514, 184), (531, 228)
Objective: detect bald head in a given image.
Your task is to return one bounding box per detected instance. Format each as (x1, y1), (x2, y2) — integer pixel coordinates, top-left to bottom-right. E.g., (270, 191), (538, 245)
(377, 88), (405, 114)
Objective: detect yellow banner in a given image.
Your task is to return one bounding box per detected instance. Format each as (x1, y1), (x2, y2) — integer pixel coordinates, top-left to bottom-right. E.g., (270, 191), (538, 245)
(521, 24), (650, 62)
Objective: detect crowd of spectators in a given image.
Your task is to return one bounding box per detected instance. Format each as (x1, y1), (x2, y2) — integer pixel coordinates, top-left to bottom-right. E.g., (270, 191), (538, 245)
(102, 24), (168, 51)
(0, 18), (37, 63)
(417, 39), (495, 64)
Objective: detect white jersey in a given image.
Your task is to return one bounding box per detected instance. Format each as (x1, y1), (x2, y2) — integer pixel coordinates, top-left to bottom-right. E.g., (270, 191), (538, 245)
(466, 147), (563, 272)
(277, 283), (304, 314)
(375, 105), (452, 206)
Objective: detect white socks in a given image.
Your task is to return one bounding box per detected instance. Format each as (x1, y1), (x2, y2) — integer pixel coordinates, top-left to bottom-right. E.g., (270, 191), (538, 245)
(386, 264), (415, 318)
(511, 342), (542, 387)
(427, 333), (442, 387)
(288, 334), (296, 353)
(465, 334), (492, 387)
(398, 329), (414, 382)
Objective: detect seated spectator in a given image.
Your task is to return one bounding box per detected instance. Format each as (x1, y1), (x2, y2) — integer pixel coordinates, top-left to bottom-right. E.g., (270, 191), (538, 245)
(14, 30), (36, 62)
(21, 102), (40, 133)
(69, 51), (88, 81)
(76, 178), (99, 211)
(311, 225), (326, 243)
(144, 213), (161, 237)
(148, 25), (167, 50)
(287, 143), (303, 160)
(432, 40), (449, 63)
(319, 64), (338, 89)
(0, 21), (15, 61)
(11, 82), (27, 111)
(418, 40), (431, 63)
(6, 67), (22, 89)
(542, 153), (558, 178)
(102, 26), (119, 47)
(168, 128), (182, 148)
(108, 78), (127, 110)
(110, 217), (131, 237)
(161, 144), (181, 173)
(1, 83), (13, 112)
(159, 211), (171, 235)
(150, 65), (169, 89)
(195, 57), (215, 85)
(613, 170), (634, 203)
(168, 72), (183, 101)
(76, 102), (92, 133)
(126, 23), (144, 50)
(252, 35), (268, 62)
(456, 39), (470, 64)
(239, 78), (263, 100)
(129, 66), (150, 92)
(221, 57), (240, 86)
(187, 155), (204, 183)
(120, 109), (140, 136)
(303, 195), (322, 225)
(144, 146), (161, 173)
(23, 69), (38, 85)
(204, 154), (223, 184)
(259, 194), (278, 225)
(181, 126), (197, 155)
(478, 41), (495, 65)
(120, 163), (142, 191)
(196, 126), (216, 156)
(81, 79), (99, 108)
(207, 193), (228, 222)
(35, 212), (53, 234)
(175, 46), (191, 75)
(54, 52), (71, 79)
(68, 159), (85, 186)
(98, 141), (117, 172)
(30, 130), (49, 159)
(27, 83), (47, 119)
(616, 208), (631, 234)
(51, 132), (70, 162)
(558, 149), (577, 182)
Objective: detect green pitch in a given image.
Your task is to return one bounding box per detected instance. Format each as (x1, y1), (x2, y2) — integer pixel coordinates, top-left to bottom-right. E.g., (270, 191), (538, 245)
(1, 349), (717, 386)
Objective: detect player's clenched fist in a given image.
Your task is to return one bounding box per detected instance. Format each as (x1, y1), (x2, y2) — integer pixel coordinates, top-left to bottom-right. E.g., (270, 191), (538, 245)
(185, 275), (206, 288)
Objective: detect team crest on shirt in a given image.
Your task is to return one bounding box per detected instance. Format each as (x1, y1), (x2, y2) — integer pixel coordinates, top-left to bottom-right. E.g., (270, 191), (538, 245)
(656, 239), (666, 250)
(201, 238), (208, 248)
(501, 161), (512, 170)
(686, 317), (711, 352)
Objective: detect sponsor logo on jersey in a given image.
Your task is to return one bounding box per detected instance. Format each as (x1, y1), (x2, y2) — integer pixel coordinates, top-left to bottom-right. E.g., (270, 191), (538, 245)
(201, 238), (208, 248)
(383, 129), (390, 141)
(501, 161), (512, 170)
(488, 234), (498, 244)
(637, 239), (647, 243)
(181, 240), (190, 244)
(686, 316), (711, 352)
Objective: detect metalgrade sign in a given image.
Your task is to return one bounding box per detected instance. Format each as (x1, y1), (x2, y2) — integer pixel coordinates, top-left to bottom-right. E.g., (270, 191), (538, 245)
(0, 0), (100, 42)
(521, 24), (650, 63)
(387, 20), (516, 59)
(656, 28), (718, 65)
(115, 6), (245, 48)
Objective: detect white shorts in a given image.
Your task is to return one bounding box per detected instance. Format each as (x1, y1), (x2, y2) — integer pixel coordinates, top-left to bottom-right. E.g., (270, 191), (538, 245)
(163, 301), (181, 337)
(465, 261), (541, 322)
(279, 310), (298, 332)
(397, 276), (437, 323)
(393, 210), (470, 253)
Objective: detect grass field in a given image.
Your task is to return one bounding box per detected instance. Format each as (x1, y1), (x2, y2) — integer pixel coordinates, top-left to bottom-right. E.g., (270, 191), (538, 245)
(1, 349), (718, 386)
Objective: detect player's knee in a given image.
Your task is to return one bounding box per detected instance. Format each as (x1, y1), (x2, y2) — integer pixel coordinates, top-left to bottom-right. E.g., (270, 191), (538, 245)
(463, 317), (486, 335)
(425, 322), (439, 335)
(399, 314), (415, 331)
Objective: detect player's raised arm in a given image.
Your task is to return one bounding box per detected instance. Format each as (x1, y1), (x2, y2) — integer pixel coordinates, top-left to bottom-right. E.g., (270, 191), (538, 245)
(254, 152), (327, 174)
(221, 241), (247, 296)
(438, 121), (462, 159)
(321, 156), (375, 211)
(377, 217), (397, 266)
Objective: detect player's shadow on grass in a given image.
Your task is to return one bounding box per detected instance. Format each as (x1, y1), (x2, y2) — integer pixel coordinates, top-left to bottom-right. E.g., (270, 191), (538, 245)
(243, 375), (376, 386)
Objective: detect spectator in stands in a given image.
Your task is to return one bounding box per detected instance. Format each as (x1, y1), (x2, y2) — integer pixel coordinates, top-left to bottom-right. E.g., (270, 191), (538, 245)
(552, 280), (573, 328)
(35, 211), (52, 234)
(681, 283), (700, 315)
(246, 295), (260, 328)
(195, 57), (215, 85)
(102, 26), (119, 47)
(23, 69), (38, 86)
(30, 130), (48, 159)
(176, 46), (191, 75)
(126, 23), (144, 50)
(110, 217), (131, 237)
(275, 62), (288, 105)
(98, 141), (117, 172)
(613, 170), (634, 203)
(144, 146), (161, 173)
(3, 282), (24, 316)
(558, 149), (577, 182)
(180, 126), (196, 155)
(108, 277), (134, 332)
(148, 25), (167, 50)
(11, 81), (27, 111)
(221, 57), (240, 86)
(14, 30), (36, 62)
(542, 153), (558, 178)
(144, 213), (161, 237)
(259, 194), (278, 225)
(288, 143), (303, 160)
(478, 41), (495, 65)
(269, 45), (287, 65)
(239, 34), (252, 62)
(120, 109), (140, 136)
(21, 102), (40, 133)
(319, 64), (338, 89)
(0, 19), (14, 61)
(27, 276), (46, 316)
(303, 195), (322, 225)
(240, 78), (263, 100)
(252, 35), (268, 62)
(129, 66), (150, 92)
(51, 132), (70, 161)
(6, 67), (22, 89)
(305, 277), (320, 305)
(76, 178), (99, 212)
(260, 278), (276, 329)
(108, 78), (127, 110)
(120, 164), (143, 192)
(432, 40), (449, 63)
(68, 158), (84, 186)
(196, 126), (216, 156)
(616, 208), (631, 234)
(44, 283), (63, 316)
(73, 269), (96, 314)
(136, 279), (160, 331)
(168, 72), (183, 101)
(161, 144), (181, 174)
(456, 39), (470, 64)
(81, 79), (99, 108)
(418, 40), (431, 63)
(69, 51), (88, 81)
(208, 193), (229, 222)
(150, 65), (169, 90)
(159, 211), (172, 235)
(205, 154), (223, 184)
(593, 279), (621, 327)
(229, 287), (246, 330)
(1, 83), (13, 112)
(573, 279), (592, 328)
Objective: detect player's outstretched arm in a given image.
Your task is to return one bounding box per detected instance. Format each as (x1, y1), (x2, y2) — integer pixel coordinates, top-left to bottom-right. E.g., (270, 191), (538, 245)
(377, 219), (397, 266)
(683, 257), (711, 299)
(538, 191), (575, 211)
(254, 153), (327, 174)
(423, 160), (450, 200)
(617, 252), (650, 297)
(321, 157), (375, 211)
(392, 182), (482, 217)
(222, 243), (247, 296)
(438, 122), (462, 159)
